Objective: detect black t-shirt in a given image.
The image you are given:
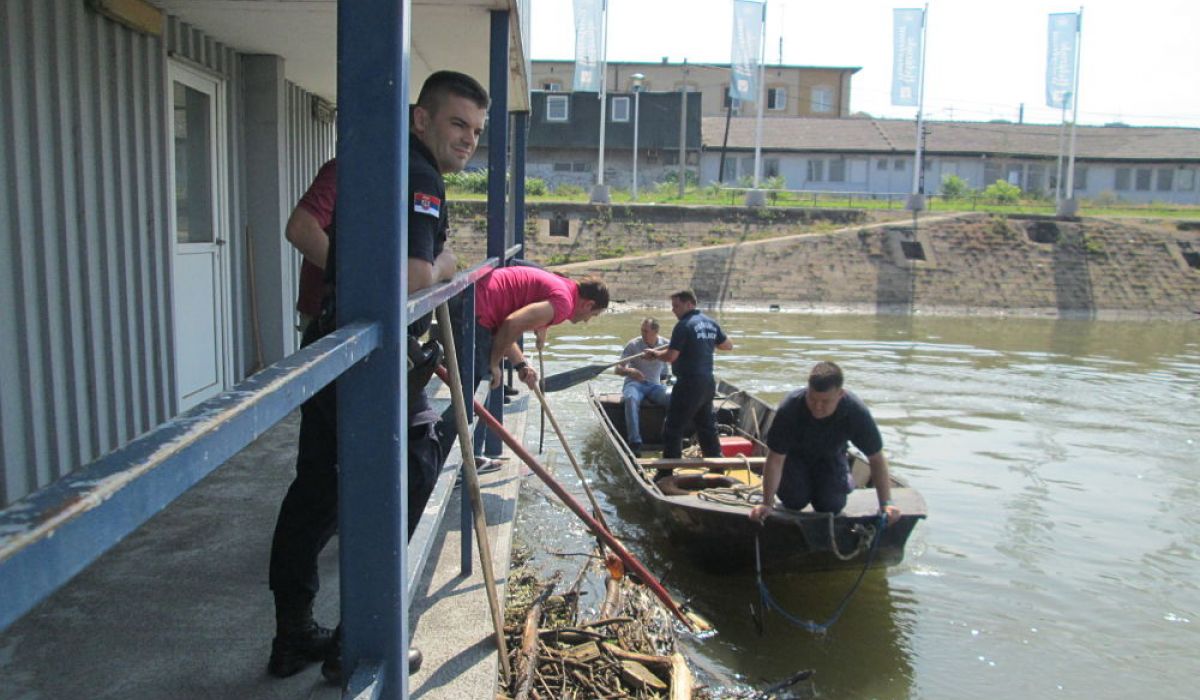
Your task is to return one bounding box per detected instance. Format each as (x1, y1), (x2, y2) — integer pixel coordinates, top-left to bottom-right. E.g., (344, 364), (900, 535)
(668, 309), (727, 377)
(766, 388), (883, 468)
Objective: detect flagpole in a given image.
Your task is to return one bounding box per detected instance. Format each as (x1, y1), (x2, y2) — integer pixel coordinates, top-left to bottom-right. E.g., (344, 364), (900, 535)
(1059, 7), (1083, 217)
(746, 0), (767, 206)
(907, 3), (929, 212)
(590, 0), (611, 204)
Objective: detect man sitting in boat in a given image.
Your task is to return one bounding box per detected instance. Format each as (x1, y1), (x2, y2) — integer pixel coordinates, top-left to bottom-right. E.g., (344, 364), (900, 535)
(749, 361), (902, 526)
(615, 317), (671, 457)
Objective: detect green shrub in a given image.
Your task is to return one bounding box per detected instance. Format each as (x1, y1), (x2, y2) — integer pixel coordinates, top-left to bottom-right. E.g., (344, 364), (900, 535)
(552, 183), (586, 198)
(661, 169), (699, 187)
(444, 170), (489, 193)
(940, 174), (971, 199)
(982, 179), (1021, 204)
(525, 177), (547, 196)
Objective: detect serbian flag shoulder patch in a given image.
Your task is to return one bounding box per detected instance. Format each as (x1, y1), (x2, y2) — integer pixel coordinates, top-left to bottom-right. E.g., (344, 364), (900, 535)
(413, 192), (441, 218)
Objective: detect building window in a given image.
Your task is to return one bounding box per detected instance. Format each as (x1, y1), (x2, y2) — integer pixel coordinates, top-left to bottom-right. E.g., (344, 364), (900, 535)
(877, 159), (889, 171)
(807, 159), (825, 182)
(553, 162), (572, 172)
(829, 159), (846, 182)
(546, 95), (568, 122)
(663, 151), (679, 165)
(984, 162), (1002, 186)
(571, 162), (591, 172)
(894, 158), (906, 171)
(764, 158), (780, 178)
(1135, 168), (1152, 191)
(542, 81), (562, 92)
(1178, 169), (1196, 191)
(1074, 166), (1088, 190)
(1115, 168), (1131, 191)
(811, 86), (833, 113)
(1027, 164), (1045, 193)
(767, 87), (787, 110)
(1156, 168), (1174, 192)
(611, 96), (630, 122)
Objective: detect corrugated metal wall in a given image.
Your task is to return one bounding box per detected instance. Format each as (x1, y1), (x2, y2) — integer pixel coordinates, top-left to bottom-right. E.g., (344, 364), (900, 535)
(0, 1), (339, 506)
(0, 0), (176, 505)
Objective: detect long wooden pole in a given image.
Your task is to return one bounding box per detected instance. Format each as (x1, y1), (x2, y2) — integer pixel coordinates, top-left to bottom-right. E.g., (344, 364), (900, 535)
(435, 304), (512, 683)
(434, 364), (697, 632)
(531, 383), (610, 531)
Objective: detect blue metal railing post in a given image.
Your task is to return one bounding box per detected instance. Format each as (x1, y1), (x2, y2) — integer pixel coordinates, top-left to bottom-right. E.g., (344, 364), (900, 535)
(336, 0), (409, 694)
(482, 8), (510, 458)
(513, 111), (528, 259)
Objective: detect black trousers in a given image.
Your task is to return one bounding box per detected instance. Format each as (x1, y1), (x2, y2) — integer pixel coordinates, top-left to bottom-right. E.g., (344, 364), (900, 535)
(661, 375), (722, 459)
(268, 323), (440, 603)
(776, 452), (854, 514)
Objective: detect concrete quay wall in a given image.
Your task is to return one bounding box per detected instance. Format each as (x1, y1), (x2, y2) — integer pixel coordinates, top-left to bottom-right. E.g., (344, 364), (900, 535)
(448, 202), (1200, 318)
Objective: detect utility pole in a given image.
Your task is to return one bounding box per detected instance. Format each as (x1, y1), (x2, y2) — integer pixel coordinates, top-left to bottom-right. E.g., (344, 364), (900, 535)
(678, 60), (688, 198)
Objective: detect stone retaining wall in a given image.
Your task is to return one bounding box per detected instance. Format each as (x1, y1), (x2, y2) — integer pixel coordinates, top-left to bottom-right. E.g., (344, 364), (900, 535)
(448, 202), (1200, 318)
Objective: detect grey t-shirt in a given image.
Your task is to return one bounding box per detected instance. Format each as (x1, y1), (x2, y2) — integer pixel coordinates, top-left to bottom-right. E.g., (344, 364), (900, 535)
(619, 336), (669, 385)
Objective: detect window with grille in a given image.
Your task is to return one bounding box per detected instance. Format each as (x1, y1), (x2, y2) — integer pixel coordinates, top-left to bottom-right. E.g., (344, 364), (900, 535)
(1156, 169), (1174, 192)
(1115, 168), (1131, 191)
(1136, 168), (1152, 191)
(807, 160), (825, 182)
(546, 95), (568, 121)
(829, 159), (846, 182)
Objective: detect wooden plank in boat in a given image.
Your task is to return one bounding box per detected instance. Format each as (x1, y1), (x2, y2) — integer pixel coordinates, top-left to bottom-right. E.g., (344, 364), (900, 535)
(635, 457), (765, 469)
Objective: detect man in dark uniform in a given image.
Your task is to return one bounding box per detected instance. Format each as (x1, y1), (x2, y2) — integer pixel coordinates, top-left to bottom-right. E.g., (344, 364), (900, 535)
(748, 361), (901, 526)
(642, 290), (733, 479)
(269, 70), (489, 683)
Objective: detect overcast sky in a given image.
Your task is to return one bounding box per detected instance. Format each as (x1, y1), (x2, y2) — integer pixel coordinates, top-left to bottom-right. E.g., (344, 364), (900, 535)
(530, 0), (1200, 128)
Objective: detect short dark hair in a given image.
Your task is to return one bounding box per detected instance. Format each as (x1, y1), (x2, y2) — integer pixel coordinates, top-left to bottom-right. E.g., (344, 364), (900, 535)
(807, 361), (844, 392)
(577, 276), (609, 309)
(670, 290), (697, 306)
(417, 71), (490, 115)
(642, 317), (660, 331)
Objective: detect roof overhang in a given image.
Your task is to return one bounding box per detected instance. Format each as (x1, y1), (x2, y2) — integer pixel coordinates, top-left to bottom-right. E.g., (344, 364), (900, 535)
(152, 0), (531, 110)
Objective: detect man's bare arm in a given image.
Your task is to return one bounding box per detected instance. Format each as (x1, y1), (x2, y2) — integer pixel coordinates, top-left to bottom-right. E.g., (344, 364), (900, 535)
(284, 207), (329, 269)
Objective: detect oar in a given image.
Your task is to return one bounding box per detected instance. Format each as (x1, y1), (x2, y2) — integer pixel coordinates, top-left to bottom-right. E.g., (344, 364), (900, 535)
(537, 346), (546, 453)
(541, 353), (642, 393)
(434, 304), (513, 684)
(433, 364), (700, 633)
(530, 382), (611, 532)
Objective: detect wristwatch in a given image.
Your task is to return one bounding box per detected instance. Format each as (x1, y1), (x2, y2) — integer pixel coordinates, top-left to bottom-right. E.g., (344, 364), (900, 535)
(512, 361), (528, 373)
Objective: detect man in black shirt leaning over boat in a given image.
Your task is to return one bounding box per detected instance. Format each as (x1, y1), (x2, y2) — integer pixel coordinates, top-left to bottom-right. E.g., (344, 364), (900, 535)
(641, 290), (733, 479)
(749, 361), (901, 526)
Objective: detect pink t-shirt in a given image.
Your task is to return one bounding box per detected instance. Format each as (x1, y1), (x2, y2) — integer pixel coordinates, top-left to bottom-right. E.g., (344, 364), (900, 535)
(475, 267), (578, 332)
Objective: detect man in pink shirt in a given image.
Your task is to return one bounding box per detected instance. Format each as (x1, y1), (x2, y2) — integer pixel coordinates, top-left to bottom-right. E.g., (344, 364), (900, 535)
(473, 266), (609, 389)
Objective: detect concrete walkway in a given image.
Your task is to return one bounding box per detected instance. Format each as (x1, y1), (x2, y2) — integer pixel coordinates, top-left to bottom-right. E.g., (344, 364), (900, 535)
(0, 397), (529, 699)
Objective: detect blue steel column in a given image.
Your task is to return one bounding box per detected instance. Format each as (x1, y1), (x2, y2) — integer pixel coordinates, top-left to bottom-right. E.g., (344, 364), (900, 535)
(336, 0), (410, 695)
(483, 9), (509, 457)
(513, 111), (528, 259)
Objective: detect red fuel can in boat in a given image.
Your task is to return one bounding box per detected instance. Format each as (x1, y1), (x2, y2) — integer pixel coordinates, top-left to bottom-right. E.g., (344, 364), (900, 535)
(719, 436), (753, 457)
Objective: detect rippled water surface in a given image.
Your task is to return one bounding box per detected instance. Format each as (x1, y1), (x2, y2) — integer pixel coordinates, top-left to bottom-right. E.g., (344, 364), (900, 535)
(512, 310), (1200, 699)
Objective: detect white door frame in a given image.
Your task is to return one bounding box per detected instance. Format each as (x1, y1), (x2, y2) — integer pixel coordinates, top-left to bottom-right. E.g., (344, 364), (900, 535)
(167, 59), (232, 412)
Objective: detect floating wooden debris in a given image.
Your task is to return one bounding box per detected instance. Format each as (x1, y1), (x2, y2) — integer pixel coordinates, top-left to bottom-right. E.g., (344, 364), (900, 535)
(500, 550), (694, 699)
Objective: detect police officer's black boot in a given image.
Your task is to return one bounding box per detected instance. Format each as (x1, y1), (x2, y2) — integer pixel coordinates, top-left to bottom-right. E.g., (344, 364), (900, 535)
(320, 626), (422, 686)
(267, 595), (336, 678)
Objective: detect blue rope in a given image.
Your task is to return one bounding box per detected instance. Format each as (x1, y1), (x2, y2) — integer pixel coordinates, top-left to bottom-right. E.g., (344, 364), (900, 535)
(755, 513), (887, 634)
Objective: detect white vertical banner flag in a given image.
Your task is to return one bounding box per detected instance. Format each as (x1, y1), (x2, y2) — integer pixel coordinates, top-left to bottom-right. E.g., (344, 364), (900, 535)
(891, 8), (924, 107)
(573, 0), (604, 92)
(1046, 12), (1079, 109)
(730, 0), (764, 102)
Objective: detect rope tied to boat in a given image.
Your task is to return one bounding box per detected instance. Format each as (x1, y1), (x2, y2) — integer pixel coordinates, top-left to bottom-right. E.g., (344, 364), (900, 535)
(752, 513), (887, 635)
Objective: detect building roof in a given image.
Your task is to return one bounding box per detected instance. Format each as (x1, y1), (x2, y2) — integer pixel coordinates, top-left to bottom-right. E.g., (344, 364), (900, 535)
(701, 116), (1200, 162)
(533, 58), (861, 73)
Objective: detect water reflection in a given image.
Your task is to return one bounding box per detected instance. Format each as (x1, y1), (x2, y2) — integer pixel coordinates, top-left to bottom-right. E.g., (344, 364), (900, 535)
(522, 311), (1200, 699)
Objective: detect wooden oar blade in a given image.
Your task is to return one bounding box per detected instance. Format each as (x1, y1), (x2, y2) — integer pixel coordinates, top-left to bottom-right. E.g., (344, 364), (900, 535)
(541, 363), (609, 393)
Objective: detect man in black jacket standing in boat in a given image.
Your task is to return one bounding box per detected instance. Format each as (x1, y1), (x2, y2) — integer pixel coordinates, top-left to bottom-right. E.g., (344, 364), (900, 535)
(642, 290), (732, 479)
(749, 361), (901, 526)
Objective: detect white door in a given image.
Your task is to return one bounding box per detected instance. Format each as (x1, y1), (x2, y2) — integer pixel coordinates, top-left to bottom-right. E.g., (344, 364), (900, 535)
(168, 62), (230, 411)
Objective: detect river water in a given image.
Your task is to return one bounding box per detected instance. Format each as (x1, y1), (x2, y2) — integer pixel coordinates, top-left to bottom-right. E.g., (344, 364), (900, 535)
(511, 310), (1199, 699)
